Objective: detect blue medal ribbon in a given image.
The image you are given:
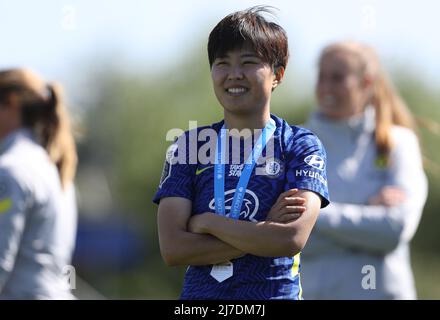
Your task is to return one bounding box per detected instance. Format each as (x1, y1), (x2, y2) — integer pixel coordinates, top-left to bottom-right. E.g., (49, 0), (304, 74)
(214, 118), (276, 220)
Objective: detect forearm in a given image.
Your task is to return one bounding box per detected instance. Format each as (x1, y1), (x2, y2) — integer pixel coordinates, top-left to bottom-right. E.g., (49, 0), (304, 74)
(302, 231), (346, 257)
(316, 131), (427, 254)
(160, 230), (244, 266)
(316, 202), (408, 253)
(200, 213), (299, 257)
(158, 197), (245, 266)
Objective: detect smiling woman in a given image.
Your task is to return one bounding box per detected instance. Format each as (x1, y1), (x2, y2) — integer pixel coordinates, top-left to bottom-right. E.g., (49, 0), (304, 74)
(152, 6), (330, 300)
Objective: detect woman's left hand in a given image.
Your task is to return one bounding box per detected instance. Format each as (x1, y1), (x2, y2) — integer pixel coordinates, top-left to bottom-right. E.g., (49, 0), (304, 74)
(368, 186), (406, 207)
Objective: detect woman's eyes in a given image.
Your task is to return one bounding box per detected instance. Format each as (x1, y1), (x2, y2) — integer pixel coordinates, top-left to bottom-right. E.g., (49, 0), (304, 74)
(319, 73), (345, 83)
(215, 60), (259, 65)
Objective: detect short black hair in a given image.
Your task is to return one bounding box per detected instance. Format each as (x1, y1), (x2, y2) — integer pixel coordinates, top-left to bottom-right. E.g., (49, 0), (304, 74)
(208, 6), (289, 70)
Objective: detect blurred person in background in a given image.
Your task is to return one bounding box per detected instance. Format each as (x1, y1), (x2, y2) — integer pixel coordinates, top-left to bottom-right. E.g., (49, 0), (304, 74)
(301, 41), (428, 299)
(0, 69), (78, 299)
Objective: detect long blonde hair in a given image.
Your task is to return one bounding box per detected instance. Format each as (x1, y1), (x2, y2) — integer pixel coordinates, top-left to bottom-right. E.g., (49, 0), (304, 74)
(0, 68), (77, 188)
(320, 41), (416, 165)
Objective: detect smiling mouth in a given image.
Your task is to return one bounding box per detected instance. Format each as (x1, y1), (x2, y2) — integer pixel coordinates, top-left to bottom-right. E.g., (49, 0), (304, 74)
(226, 87), (249, 95)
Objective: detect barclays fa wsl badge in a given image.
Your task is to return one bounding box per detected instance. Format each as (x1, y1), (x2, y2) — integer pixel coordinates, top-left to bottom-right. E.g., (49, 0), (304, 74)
(210, 261), (233, 282)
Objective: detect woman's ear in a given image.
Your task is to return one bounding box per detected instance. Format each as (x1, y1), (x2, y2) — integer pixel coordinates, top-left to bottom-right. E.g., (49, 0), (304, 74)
(272, 67), (285, 89)
(0, 93), (16, 108)
(5, 93), (21, 111)
(0, 93), (22, 134)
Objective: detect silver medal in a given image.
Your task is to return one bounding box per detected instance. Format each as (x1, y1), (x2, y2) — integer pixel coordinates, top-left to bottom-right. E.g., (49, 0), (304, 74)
(210, 261), (233, 282)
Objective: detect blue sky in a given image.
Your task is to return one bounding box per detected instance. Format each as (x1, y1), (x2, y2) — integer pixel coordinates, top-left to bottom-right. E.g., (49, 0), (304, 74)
(1, 0), (439, 96)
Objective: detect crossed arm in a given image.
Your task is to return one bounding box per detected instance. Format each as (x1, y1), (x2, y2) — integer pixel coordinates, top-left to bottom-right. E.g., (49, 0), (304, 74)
(307, 132), (428, 256)
(157, 189), (321, 266)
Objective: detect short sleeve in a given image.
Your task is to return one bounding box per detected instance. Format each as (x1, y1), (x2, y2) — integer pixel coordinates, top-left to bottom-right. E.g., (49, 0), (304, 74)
(285, 128), (330, 208)
(152, 132), (196, 204)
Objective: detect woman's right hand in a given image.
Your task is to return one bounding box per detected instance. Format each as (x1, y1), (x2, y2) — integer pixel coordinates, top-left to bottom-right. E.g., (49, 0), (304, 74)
(266, 188), (307, 223)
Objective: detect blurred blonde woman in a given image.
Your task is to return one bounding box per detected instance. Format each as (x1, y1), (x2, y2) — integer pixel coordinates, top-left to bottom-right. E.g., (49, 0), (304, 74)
(0, 69), (78, 299)
(301, 41), (428, 299)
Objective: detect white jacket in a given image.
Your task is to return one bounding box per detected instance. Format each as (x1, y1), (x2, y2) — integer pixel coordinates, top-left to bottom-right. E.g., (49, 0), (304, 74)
(0, 129), (77, 299)
(301, 107), (428, 299)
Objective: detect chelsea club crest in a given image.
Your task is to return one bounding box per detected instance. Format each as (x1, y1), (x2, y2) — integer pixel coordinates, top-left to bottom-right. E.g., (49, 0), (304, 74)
(264, 158), (284, 179)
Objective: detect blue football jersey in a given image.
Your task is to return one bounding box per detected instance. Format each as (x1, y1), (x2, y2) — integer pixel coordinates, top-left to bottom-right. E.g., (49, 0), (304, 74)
(153, 114), (330, 300)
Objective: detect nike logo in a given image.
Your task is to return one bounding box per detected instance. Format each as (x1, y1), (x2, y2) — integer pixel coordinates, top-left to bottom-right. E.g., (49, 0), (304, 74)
(196, 166), (214, 175)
